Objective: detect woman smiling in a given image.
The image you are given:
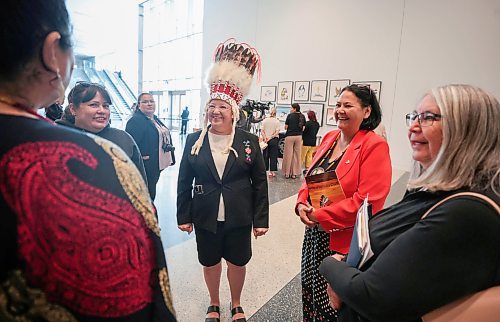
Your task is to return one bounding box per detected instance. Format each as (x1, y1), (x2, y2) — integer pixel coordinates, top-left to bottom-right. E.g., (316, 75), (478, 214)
(320, 84), (500, 322)
(295, 84), (392, 321)
(57, 82), (147, 182)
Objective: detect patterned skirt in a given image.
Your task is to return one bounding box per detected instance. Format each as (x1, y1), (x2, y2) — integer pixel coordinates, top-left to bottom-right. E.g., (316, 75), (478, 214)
(301, 226), (338, 322)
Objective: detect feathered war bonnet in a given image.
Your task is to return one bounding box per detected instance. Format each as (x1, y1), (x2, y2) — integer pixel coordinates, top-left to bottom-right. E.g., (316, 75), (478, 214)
(191, 38), (261, 156)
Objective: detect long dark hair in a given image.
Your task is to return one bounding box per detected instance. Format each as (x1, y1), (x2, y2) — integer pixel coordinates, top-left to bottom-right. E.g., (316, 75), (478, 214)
(68, 83), (111, 108)
(340, 84), (382, 130)
(0, 0), (73, 83)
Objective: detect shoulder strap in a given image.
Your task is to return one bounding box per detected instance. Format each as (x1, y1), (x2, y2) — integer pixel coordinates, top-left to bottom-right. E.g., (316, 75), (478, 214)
(421, 192), (500, 220)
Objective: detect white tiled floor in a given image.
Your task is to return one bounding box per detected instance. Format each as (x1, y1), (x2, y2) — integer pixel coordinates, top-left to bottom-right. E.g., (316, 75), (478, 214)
(156, 131), (409, 321)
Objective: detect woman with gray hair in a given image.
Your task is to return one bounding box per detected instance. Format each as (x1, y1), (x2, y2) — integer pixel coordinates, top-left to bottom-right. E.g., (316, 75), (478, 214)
(319, 84), (500, 322)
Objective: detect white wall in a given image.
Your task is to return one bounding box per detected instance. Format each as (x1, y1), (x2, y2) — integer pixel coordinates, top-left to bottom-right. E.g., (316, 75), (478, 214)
(202, 0), (500, 170)
(67, 0), (139, 94)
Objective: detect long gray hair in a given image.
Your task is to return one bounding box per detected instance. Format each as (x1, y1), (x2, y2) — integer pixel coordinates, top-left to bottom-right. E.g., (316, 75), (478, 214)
(408, 84), (500, 195)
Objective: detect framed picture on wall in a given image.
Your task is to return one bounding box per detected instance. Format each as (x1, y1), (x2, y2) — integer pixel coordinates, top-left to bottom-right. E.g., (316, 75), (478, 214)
(352, 81), (382, 102)
(310, 80), (328, 102)
(277, 81), (293, 105)
(325, 107), (337, 126)
(293, 81), (310, 101)
(299, 103), (324, 126)
(260, 86), (277, 102)
(328, 79), (351, 106)
(276, 105), (290, 122)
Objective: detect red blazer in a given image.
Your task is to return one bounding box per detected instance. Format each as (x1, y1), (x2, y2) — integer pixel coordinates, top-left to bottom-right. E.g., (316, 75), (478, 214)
(296, 130), (392, 253)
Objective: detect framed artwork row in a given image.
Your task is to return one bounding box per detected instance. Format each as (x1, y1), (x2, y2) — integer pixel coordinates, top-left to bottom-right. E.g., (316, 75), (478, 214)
(294, 81), (310, 101)
(310, 80), (328, 102)
(328, 79), (351, 106)
(300, 103), (324, 126)
(325, 108), (336, 126)
(277, 81), (293, 105)
(276, 105), (289, 122)
(276, 103), (325, 127)
(352, 81), (382, 102)
(260, 86), (276, 102)
(261, 80), (382, 127)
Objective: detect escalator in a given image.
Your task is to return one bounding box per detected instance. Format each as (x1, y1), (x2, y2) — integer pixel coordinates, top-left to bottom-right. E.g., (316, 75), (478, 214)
(69, 67), (135, 128)
(104, 70), (137, 107)
(67, 68), (90, 93)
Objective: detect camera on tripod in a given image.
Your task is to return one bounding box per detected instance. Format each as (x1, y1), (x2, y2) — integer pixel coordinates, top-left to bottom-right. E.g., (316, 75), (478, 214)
(240, 99), (272, 114)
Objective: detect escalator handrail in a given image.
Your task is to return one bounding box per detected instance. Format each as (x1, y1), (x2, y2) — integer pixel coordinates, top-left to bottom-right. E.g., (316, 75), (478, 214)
(103, 69), (136, 107)
(95, 70), (129, 121)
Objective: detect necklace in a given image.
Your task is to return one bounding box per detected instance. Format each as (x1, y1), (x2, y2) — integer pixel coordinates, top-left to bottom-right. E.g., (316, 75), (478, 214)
(310, 136), (350, 175)
(0, 95), (54, 124)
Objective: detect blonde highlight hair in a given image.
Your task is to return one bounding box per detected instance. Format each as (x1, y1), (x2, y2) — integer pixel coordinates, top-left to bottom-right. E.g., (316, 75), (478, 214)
(408, 84), (500, 195)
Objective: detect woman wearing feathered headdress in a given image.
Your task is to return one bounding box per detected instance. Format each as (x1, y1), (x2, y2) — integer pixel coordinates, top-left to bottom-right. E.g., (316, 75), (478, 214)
(176, 39), (269, 322)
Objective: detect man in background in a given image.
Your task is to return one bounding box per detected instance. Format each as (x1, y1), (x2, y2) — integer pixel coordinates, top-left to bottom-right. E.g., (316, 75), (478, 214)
(181, 106), (189, 134)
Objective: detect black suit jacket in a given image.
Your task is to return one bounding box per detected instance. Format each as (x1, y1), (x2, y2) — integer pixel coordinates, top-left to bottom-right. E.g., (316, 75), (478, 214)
(125, 110), (175, 178)
(177, 128), (269, 233)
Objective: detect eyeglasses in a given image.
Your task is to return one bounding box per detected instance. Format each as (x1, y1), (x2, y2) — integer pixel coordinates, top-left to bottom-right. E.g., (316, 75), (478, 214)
(208, 104), (231, 110)
(140, 100), (155, 104)
(405, 112), (442, 127)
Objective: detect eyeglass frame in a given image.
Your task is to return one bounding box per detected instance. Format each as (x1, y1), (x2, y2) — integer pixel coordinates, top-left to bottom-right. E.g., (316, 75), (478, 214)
(139, 99), (156, 104)
(405, 111), (442, 127)
(207, 104), (231, 111)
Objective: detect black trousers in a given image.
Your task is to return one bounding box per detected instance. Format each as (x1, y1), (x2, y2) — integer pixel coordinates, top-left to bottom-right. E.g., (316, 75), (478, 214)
(144, 161), (160, 200)
(181, 120), (188, 134)
(263, 137), (279, 171)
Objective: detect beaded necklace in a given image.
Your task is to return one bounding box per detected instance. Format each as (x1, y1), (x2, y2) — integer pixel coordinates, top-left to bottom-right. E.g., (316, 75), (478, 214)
(311, 136), (350, 175)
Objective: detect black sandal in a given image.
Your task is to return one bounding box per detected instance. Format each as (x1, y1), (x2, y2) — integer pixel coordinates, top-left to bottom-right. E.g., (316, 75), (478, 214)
(231, 305), (246, 322)
(205, 305), (220, 322)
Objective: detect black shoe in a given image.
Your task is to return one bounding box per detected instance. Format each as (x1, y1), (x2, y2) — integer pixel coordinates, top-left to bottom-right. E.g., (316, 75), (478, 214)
(231, 306), (246, 322)
(205, 305), (220, 322)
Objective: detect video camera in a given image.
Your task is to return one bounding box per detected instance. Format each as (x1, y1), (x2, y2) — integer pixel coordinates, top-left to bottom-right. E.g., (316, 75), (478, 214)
(240, 99), (272, 114)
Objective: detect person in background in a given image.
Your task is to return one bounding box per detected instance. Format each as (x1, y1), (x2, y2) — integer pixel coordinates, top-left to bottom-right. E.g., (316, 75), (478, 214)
(0, 1), (176, 320)
(301, 110), (320, 174)
(177, 39), (268, 322)
(373, 122), (387, 140)
(320, 84), (499, 322)
(44, 102), (63, 121)
(56, 82), (147, 182)
(181, 105), (190, 135)
(282, 103), (305, 179)
(261, 107), (281, 177)
(126, 93), (175, 200)
(296, 84), (392, 321)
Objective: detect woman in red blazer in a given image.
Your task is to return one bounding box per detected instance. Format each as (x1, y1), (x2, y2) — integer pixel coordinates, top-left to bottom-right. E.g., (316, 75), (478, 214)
(295, 84), (392, 321)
